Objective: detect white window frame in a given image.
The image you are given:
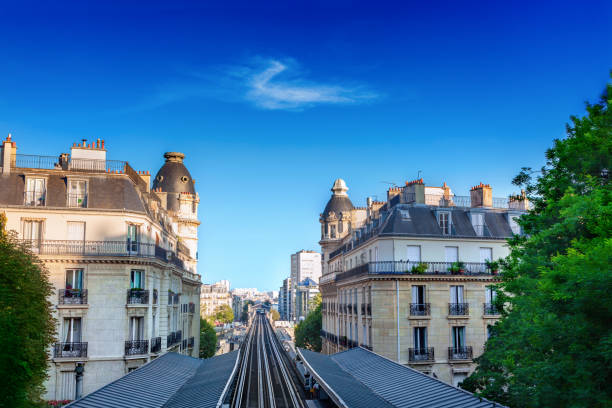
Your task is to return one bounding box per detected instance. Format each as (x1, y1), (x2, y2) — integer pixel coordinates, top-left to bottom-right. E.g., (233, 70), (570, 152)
(24, 176), (47, 206)
(438, 211), (451, 235)
(67, 178), (88, 208)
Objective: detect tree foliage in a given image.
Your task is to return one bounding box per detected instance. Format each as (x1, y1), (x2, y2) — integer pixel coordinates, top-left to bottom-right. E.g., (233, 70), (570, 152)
(270, 309), (280, 321)
(213, 304), (234, 324)
(199, 318), (217, 359)
(462, 77), (612, 407)
(0, 225), (56, 407)
(294, 302), (322, 352)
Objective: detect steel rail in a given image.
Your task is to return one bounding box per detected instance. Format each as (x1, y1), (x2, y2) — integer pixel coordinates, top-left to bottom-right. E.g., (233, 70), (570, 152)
(232, 319), (255, 408)
(259, 316), (276, 408)
(264, 316), (304, 408)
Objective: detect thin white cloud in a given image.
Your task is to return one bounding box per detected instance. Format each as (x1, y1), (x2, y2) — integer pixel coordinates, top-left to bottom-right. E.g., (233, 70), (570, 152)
(240, 59), (377, 110)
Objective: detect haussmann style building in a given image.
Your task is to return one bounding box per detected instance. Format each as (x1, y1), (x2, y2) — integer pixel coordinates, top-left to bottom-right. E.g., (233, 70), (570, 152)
(318, 177), (529, 386)
(0, 135), (202, 401)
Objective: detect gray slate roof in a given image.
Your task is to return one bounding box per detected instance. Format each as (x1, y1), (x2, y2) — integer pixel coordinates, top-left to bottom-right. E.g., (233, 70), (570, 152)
(323, 194), (354, 218)
(299, 347), (506, 408)
(68, 351), (238, 408)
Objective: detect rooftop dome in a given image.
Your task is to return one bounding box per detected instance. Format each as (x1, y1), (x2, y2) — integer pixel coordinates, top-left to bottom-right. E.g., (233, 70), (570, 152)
(323, 178), (354, 217)
(152, 152), (195, 211)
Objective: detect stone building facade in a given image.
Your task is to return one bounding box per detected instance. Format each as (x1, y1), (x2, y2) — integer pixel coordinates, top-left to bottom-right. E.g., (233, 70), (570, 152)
(200, 280), (232, 318)
(318, 178), (528, 386)
(0, 135), (202, 401)
(290, 250), (321, 320)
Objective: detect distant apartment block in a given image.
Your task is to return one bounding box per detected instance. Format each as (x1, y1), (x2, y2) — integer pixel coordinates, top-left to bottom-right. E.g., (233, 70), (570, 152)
(200, 280), (232, 317)
(290, 250), (321, 320)
(0, 135), (202, 400)
(318, 178), (528, 386)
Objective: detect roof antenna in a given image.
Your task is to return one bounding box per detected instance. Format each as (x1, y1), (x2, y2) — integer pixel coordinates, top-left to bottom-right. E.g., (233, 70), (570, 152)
(417, 170), (422, 179)
(381, 181), (397, 187)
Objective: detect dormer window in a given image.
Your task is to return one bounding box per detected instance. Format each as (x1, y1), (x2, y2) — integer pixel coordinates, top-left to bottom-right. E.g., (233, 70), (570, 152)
(399, 209), (411, 220)
(25, 177), (46, 206)
(68, 179), (87, 208)
(471, 212), (486, 236)
(509, 215), (521, 235)
(438, 211), (451, 235)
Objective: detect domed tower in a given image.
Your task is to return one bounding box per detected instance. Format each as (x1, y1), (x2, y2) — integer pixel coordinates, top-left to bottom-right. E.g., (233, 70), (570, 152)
(319, 178), (354, 275)
(153, 152), (200, 273)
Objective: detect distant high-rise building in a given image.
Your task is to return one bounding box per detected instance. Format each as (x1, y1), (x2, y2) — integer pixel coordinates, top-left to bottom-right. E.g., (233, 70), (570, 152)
(278, 278), (292, 320)
(290, 250), (321, 320)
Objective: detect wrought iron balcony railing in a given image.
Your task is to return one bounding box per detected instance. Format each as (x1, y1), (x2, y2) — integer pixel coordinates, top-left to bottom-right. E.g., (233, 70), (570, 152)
(484, 303), (500, 315)
(448, 303), (469, 316)
(127, 289), (149, 305)
(54, 342), (87, 358)
(448, 346), (473, 361)
(409, 347), (434, 362)
(125, 340), (149, 355)
(12, 153), (127, 173)
(59, 289), (88, 305)
(150, 337), (161, 353)
(175, 330), (182, 342)
(167, 332), (176, 346)
(410, 303), (430, 316)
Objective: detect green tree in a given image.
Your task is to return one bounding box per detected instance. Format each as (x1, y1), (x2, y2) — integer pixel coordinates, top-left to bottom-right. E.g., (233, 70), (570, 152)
(294, 302), (322, 352)
(240, 300), (253, 323)
(270, 309), (280, 321)
(213, 304), (234, 324)
(462, 77), (612, 407)
(0, 222), (56, 407)
(199, 318), (217, 358)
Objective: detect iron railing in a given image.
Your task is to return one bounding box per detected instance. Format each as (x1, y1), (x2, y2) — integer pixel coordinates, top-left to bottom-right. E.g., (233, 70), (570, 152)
(59, 289), (88, 305)
(484, 303), (500, 315)
(410, 303), (430, 316)
(13, 154), (61, 170)
(449, 303), (469, 316)
(361, 344), (373, 351)
(151, 337), (161, 353)
(125, 340), (148, 355)
(167, 332), (177, 346)
(175, 330), (182, 343)
(409, 347), (434, 362)
(448, 346), (473, 361)
(127, 289), (149, 305)
(54, 342), (87, 358)
(23, 191), (45, 206)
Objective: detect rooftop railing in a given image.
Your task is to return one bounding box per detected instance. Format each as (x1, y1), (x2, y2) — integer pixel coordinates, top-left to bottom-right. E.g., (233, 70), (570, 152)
(405, 192), (530, 210)
(336, 261), (497, 282)
(11, 154), (127, 173)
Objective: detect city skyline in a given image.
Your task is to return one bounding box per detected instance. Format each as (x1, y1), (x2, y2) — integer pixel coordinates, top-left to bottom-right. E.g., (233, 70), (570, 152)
(1, 1), (611, 289)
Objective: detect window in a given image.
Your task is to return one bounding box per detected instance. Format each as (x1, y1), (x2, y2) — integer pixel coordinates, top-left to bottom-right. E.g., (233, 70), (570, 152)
(22, 220), (42, 249)
(479, 247), (492, 263)
(25, 178), (46, 206)
(412, 285), (425, 304)
(127, 224), (139, 253)
(450, 285), (464, 303)
(330, 224), (336, 239)
(414, 327), (427, 350)
(63, 317), (82, 343)
(129, 316), (144, 341)
(68, 180), (87, 207)
(130, 269), (144, 289)
(486, 286), (497, 303)
(445, 246), (458, 263)
(406, 245), (421, 264)
(65, 269), (83, 290)
(438, 211), (450, 235)
(509, 215), (521, 235)
(451, 326), (465, 349)
(471, 212), (485, 236)
(338, 221), (343, 233)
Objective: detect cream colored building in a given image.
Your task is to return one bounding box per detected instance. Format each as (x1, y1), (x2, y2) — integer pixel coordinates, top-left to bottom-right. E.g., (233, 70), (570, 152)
(290, 250), (321, 320)
(319, 178), (528, 386)
(200, 280), (232, 317)
(0, 135), (202, 401)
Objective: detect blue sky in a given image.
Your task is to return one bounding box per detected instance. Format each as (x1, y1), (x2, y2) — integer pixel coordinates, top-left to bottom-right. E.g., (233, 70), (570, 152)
(1, 1), (611, 290)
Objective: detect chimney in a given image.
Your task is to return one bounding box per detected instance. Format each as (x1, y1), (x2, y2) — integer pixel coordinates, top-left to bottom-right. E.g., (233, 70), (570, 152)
(403, 178), (425, 204)
(509, 189), (530, 211)
(470, 182), (492, 208)
(1, 133), (17, 174)
(387, 186), (402, 202)
(138, 170), (151, 192)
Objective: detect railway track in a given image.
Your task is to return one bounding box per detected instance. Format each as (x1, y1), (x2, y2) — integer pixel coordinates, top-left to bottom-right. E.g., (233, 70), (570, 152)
(229, 312), (306, 408)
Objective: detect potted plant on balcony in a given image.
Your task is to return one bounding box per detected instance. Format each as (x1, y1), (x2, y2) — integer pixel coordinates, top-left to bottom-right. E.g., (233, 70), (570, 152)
(485, 259), (500, 275)
(410, 262), (428, 274)
(449, 261), (465, 274)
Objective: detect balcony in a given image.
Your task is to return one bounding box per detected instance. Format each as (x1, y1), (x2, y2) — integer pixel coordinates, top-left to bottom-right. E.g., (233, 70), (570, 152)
(409, 347), (435, 362)
(127, 289), (149, 305)
(12, 153), (127, 173)
(448, 346), (473, 361)
(54, 342), (87, 358)
(125, 340), (148, 356)
(175, 330), (182, 343)
(410, 303), (430, 316)
(448, 303), (469, 316)
(188, 302), (196, 314)
(167, 332), (177, 347)
(484, 303), (500, 315)
(151, 337), (161, 353)
(59, 289), (88, 305)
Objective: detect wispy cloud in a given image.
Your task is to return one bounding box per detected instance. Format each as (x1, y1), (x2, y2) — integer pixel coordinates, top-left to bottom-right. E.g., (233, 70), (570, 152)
(239, 59), (377, 110)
